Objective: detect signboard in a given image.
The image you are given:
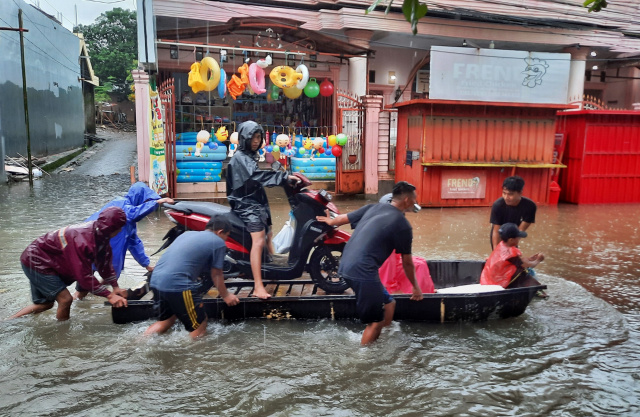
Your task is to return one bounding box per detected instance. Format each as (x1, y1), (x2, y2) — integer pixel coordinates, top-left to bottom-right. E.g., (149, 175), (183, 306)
(149, 86), (168, 195)
(415, 70), (430, 94)
(441, 171), (487, 199)
(429, 46), (571, 104)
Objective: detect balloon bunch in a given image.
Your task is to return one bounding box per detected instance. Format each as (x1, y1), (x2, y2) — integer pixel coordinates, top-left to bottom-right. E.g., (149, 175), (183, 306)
(269, 63), (334, 99)
(327, 133), (348, 158)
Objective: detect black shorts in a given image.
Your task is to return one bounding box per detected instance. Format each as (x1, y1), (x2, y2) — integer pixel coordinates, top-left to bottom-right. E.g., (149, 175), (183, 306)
(345, 278), (394, 324)
(152, 288), (206, 332)
(246, 222), (270, 233)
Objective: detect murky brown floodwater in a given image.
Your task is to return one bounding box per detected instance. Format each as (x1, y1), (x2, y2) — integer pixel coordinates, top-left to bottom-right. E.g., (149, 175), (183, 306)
(0, 139), (639, 415)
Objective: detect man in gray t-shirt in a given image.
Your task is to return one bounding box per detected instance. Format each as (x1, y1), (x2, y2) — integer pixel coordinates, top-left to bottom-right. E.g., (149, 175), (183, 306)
(145, 216), (240, 339)
(317, 182), (423, 345)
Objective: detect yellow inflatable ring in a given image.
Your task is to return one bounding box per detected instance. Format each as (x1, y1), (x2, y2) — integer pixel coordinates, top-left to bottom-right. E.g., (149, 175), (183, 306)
(200, 56), (221, 91)
(188, 62), (206, 93)
(270, 65), (303, 89)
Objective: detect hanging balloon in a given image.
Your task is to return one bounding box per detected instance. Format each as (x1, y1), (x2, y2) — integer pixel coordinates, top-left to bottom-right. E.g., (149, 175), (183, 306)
(272, 145), (280, 153)
(332, 145), (343, 157)
(336, 133), (348, 146)
(283, 86), (303, 99)
(299, 147), (307, 156)
(325, 148), (332, 156)
(303, 78), (320, 98)
(266, 145), (273, 153)
(318, 147), (325, 154)
(327, 135), (337, 147)
(319, 79), (334, 97)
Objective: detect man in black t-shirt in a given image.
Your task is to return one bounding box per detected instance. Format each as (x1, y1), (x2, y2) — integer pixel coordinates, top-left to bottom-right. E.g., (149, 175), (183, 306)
(316, 182), (424, 345)
(489, 176), (537, 249)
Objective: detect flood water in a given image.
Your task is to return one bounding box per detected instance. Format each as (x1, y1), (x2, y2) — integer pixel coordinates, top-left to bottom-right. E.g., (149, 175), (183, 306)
(0, 141), (639, 415)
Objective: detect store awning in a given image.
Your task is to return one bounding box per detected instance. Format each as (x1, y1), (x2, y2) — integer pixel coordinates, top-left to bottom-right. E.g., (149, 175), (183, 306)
(156, 17), (371, 57)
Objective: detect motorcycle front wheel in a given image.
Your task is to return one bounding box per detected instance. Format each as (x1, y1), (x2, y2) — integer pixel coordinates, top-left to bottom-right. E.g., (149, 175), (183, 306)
(308, 243), (349, 294)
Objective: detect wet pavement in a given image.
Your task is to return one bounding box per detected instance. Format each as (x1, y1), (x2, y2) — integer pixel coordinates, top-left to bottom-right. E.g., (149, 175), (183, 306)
(0, 130), (639, 416)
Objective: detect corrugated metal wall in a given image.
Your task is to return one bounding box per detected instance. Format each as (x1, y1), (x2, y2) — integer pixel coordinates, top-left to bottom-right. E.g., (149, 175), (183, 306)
(395, 100), (559, 207)
(0, 0), (84, 158)
(557, 111), (640, 204)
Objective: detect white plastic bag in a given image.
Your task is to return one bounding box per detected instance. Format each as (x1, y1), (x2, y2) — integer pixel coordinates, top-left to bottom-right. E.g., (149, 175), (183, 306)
(272, 219), (294, 254)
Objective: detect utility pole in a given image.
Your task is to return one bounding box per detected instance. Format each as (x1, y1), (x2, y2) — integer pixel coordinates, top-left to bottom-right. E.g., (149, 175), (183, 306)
(0, 11), (32, 186)
(19, 9), (33, 186)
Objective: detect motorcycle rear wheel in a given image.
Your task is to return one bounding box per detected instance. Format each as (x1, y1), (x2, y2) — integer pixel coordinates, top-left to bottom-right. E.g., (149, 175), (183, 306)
(309, 243), (349, 294)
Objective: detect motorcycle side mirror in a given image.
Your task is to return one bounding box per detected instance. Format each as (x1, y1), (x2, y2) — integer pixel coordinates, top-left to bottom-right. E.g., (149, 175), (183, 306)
(271, 161), (283, 171)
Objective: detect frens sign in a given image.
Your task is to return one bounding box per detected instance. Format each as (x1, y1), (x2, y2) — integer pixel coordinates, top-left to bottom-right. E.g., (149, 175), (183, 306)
(429, 46), (571, 104)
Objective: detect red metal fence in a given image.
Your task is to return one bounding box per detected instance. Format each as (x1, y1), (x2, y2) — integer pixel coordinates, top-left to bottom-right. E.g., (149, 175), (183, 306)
(159, 78), (176, 198)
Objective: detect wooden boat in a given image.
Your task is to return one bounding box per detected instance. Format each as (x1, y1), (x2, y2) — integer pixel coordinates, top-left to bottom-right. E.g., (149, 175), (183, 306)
(111, 260), (547, 324)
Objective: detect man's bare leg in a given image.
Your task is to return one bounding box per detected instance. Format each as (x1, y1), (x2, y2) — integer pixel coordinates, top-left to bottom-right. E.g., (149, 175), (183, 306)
(55, 289), (73, 321)
(360, 301), (396, 345)
(250, 230), (271, 299)
(73, 290), (89, 300)
(189, 318), (208, 340)
(9, 302), (54, 319)
(144, 315), (177, 336)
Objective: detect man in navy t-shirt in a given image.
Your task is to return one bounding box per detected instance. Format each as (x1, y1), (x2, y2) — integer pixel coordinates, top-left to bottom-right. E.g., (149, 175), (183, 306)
(144, 215), (240, 339)
(489, 176), (537, 249)
(317, 181), (424, 345)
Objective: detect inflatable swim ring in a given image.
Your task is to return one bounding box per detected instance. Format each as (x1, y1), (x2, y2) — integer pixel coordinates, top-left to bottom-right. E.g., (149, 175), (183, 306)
(248, 63), (267, 94)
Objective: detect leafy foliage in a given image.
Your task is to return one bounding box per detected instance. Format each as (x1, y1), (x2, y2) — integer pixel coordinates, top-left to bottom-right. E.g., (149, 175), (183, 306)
(367, 0), (606, 35)
(76, 8), (137, 97)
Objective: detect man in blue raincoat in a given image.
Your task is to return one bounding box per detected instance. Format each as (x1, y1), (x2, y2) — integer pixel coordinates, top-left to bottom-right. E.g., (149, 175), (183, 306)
(73, 182), (174, 300)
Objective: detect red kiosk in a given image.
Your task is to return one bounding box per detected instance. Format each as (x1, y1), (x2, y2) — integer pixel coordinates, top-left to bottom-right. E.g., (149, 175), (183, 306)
(393, 99), (572, 207)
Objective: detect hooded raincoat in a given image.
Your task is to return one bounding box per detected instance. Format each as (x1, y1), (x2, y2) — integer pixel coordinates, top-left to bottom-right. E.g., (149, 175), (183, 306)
(85, 182), (160, 278)
(20, 206), (127, 297)
(226, 121), (288, 228)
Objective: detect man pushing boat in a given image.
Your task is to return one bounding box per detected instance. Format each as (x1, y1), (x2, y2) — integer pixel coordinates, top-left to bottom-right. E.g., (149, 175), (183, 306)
(316, 181), (424, 345)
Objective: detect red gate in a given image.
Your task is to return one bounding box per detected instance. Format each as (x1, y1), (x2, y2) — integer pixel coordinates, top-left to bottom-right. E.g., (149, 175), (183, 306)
(159, 78), (176, 198)
(336, 90), (365, 194)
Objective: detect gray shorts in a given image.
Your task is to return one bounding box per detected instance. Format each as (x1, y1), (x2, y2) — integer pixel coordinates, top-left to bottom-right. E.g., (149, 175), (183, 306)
(21, 264), (68, 304)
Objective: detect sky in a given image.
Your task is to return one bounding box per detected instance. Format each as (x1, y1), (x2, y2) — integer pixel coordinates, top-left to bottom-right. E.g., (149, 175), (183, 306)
(25, 0), (136, 31)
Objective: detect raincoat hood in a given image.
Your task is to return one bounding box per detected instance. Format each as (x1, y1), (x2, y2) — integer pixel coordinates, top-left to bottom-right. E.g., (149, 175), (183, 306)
(126, 182), (161, 206)
(236, 121), (263, 155)
(95, 206), (127, 238)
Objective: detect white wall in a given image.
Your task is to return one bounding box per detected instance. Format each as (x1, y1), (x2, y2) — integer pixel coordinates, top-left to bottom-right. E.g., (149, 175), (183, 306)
(368, 46), (426, 89)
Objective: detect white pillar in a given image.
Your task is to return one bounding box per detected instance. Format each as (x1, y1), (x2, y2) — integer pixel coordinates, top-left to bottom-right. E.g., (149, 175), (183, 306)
(564, 47), (588, 107)
(132, 69), (151, 183)
(348, 57), (367, 97)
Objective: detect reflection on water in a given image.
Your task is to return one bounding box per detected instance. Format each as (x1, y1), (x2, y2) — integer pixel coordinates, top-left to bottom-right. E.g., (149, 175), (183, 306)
(1, 174), (639, 415)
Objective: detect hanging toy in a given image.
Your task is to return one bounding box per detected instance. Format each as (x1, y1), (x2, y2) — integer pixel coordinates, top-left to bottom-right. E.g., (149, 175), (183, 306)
(295, 64), (309, 90)
(215, 126), (229, 142)
(303, 78), (320, 98)
(283, 86), (303, 99)
(259, 148), (266, 162)
(218, 68), (227, 98)
(336, 133), (348, 146)
(327, 134), (337, 147)
(319, 78), (334, 97)
(195, 130), (210, 157)
(270, 66), (303, 89)
(227, 74), (245, 100)
(332, 144), (343, 157)
(256, 54), (273, 69)
(188, 62), (206, 93)
(200, 57), (221, 91)
(248, 63), (267, 94)
(238, 63), (250, 86)
(310, 137), (325, 160)
(227, 131), (239, 157)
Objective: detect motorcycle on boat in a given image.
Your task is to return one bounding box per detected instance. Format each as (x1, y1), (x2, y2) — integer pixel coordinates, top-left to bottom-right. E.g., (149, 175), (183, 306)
(157, 164), (350, 293)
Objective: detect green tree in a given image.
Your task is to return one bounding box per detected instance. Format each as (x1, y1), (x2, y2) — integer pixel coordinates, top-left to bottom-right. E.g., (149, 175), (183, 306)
(76, 8), (137, 96)
(368, 0), (606, 35)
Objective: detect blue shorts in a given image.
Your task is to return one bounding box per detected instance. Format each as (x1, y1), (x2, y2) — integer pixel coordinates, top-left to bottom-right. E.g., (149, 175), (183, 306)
(152, 288), (206, 333)
(21, 264), (68, 304)
(345, 278), (394, 324)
